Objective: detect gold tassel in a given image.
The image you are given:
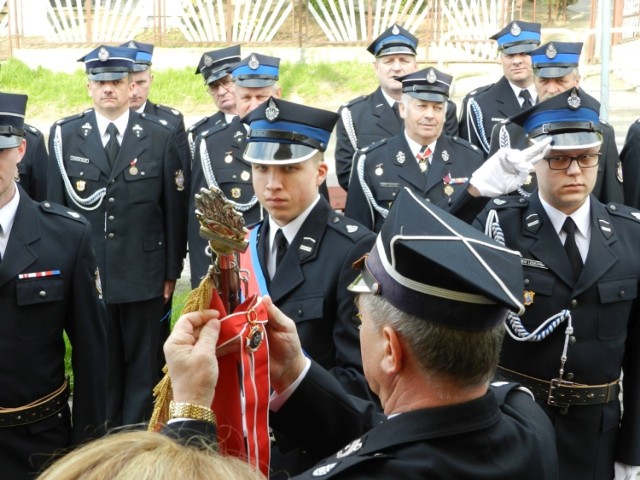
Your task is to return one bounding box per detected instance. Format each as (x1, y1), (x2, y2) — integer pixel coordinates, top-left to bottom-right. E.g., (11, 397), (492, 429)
(148, 275), (215, 431)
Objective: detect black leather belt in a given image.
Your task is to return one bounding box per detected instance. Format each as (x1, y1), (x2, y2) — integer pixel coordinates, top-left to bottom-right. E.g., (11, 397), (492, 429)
(497, 366), (619, 408)
(0, 380), (69, 428)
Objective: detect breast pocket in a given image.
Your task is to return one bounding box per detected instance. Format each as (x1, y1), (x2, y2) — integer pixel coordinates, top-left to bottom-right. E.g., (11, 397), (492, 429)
(66, 160), (102, 195)
(216, 168), (254, 203)
(521, 268), (556, 324)
(16, 277), (65, 338)
(597, 276), (638, 340)
(124, 161), (160, 203)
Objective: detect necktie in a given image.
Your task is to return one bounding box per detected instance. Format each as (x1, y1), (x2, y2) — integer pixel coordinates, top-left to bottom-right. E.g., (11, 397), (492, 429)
(562, 217), (583, 279)
(392, 101), (401, 122)
(274, 229), (288, 270)
(416, 145), (432, 173)
(519, 89), (534, 109)
(105, 122), (120, 167)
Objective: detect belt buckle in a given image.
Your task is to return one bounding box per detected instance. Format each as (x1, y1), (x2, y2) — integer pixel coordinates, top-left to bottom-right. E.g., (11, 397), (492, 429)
(548, 378), (573, 408)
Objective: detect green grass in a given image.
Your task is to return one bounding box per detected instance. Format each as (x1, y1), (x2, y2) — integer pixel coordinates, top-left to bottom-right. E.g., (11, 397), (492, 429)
(0, 57), (378, 120)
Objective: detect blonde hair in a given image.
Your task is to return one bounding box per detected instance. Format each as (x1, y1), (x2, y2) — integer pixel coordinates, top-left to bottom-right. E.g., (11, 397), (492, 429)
(37, 430), (264, 480)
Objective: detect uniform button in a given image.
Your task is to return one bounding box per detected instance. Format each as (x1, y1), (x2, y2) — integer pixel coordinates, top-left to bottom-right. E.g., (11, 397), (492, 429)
(569, 335), (577, 346)
(108, 233), (115, 239)
(108, 215), (115, 221)
(57, 413), (63, 419)
(43, 202), (51, 208)
(619, 290), (625, 298)
(39, 290), (47, 298)
(519, 198), (526, 204)
(559, 407), (569, 415)
(565, 372), (574, 381)
(332, 217), (340, 224)
(524, 278), (530, 286)
(297, 309), (303, 317)
(111, 179), (116, 184)
(158, 241), (163, 246)
(425, 198), (431, 203)
(79, 171), (84, 176)
(570, 299), (578, 308)
(108, 197), (115, 203)
(609, 204), (617, 211)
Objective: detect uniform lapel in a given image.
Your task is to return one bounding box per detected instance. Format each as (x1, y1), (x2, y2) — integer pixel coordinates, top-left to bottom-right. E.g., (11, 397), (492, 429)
(424, 138), (452, 194)
(0, 192), (39, 288)
(495, 77), (522, 119)
(372, 88), (400, 136)
(572, 199), (618, 296)
(110, 114), (146, 180)
(76, 112), (111, 177)
(394, 136), (427, 192)
(268, 200), (328, 302)
(525, 195), (576, 287)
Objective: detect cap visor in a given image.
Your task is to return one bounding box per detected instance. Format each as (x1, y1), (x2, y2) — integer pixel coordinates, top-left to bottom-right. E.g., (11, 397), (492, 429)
(243, 141), (318, 164)
(376, 46), (416, 57)
(407, 92), (448, 102)
(531, 131), (603, 150)
(534, 66), (574, 78)
(205, 69), (231, 85)
(132, 64), (150, 72)
(235, 78), (277, 88)
(88, 71), (130, 81)
(347, 272), (373, 293)
(0, 135), (23, 149)
(502, 43), (538, 55)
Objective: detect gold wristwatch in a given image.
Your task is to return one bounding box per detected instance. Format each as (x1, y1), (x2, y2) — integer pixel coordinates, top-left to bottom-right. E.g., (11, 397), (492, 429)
(169, 401), (216, 425)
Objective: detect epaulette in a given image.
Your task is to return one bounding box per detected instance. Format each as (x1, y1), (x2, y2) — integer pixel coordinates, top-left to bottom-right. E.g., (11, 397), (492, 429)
(340, 95), (368, 109)
(488, 196), (529, 209)
(465, 83), (494, 98)
(327, 213), (372, 243)
(55, 110), (91, 126)
(187, 116), (209, 133)
(24, 123), (43, 136)
(140, 112), (174, 130)
(200, 121), (229, 139)
(359, 137), (387, 154)
(39, 201), (87, 224)
(606, 203), (640, 223)
(450, 135), (479, 151)
(156, 104), (182, 117)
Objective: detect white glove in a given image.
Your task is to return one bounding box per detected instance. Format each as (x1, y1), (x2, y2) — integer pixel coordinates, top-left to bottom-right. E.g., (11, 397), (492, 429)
(614, 462), (640, 480)
(469, 137), (553, 197)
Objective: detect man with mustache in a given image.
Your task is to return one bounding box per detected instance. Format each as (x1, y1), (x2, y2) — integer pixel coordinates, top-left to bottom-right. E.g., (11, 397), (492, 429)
(334, 24), (458, 190)
(47, 45), (187, 428)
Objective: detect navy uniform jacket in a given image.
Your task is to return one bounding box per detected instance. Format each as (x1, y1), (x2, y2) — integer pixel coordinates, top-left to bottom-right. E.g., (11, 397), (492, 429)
(0, 188), (107, 479)
(187, 110), (226, 157)
(188, 117), (265, 288)
(335, 87), (458, 189)
(473, 194), (640, 479)
(620, 118), (640, 208)
(16, 124), (49, 201)
(486, 91), (623, 204)
(345, 133), (483, 232)
(143, 100), (190, 196)
(46, 109), (187, 303)
(166, 362), (558, 479)
(458, 77), (523, 157)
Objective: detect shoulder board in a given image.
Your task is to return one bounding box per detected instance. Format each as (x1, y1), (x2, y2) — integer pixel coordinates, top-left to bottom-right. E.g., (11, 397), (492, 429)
(488, 196), (529, 209)
(341, 95), (368, 109)
(360, 137), (387, 153)
(606, 203), (640, 222)
(24, 123), (43, 136)
(200, 121), (229, 139)
(450, 135), (479, 151)
(156, 104), (182, 117)
(466, 83), (494, 98)
(599, 118), (609, 126)
(139, 112), (173, 129)
(55, 110), (89, 126)
(39, 201), (87, 224)
(327, 213), (373, 242)
(187, 116), (209, 133)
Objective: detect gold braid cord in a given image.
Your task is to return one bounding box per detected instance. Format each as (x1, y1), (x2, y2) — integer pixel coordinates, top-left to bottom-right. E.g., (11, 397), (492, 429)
(148, 187), (247, 432)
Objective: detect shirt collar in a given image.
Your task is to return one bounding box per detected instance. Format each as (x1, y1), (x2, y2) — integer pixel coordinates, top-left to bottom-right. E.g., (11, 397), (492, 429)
(404, 131), (437, 160)
(0, 185), (20, 255)
(380, 89), (398, 108)
(268, 195), (321, 248)
(538, 193), (591, 238)
(95, 109), (130, 142)
(508, 81), (537, 106)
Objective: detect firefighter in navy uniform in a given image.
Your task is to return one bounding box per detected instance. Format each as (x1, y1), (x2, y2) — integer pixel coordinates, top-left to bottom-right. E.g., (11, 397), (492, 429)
(163, 188), (559, 480)
(345, 67), (483, 232)
(487, 41), (623, 203)
(16, 123), (49, 201)
(458, 21), (540, 157)
(46, 45), (187, 428)
(187, 45), (242, 156)
(474, 88), (640, 480)
(334, 24), (458, 190)
(0, 92), (107, 479)
(187, 53), (280, 288)
(122, 40), (190, 197)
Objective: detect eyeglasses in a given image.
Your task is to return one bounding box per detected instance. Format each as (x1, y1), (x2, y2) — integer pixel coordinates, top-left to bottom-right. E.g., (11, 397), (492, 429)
(208, 80), (233, 94)
(544, 153), (601, 170)
(354, 312), (363, 330)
